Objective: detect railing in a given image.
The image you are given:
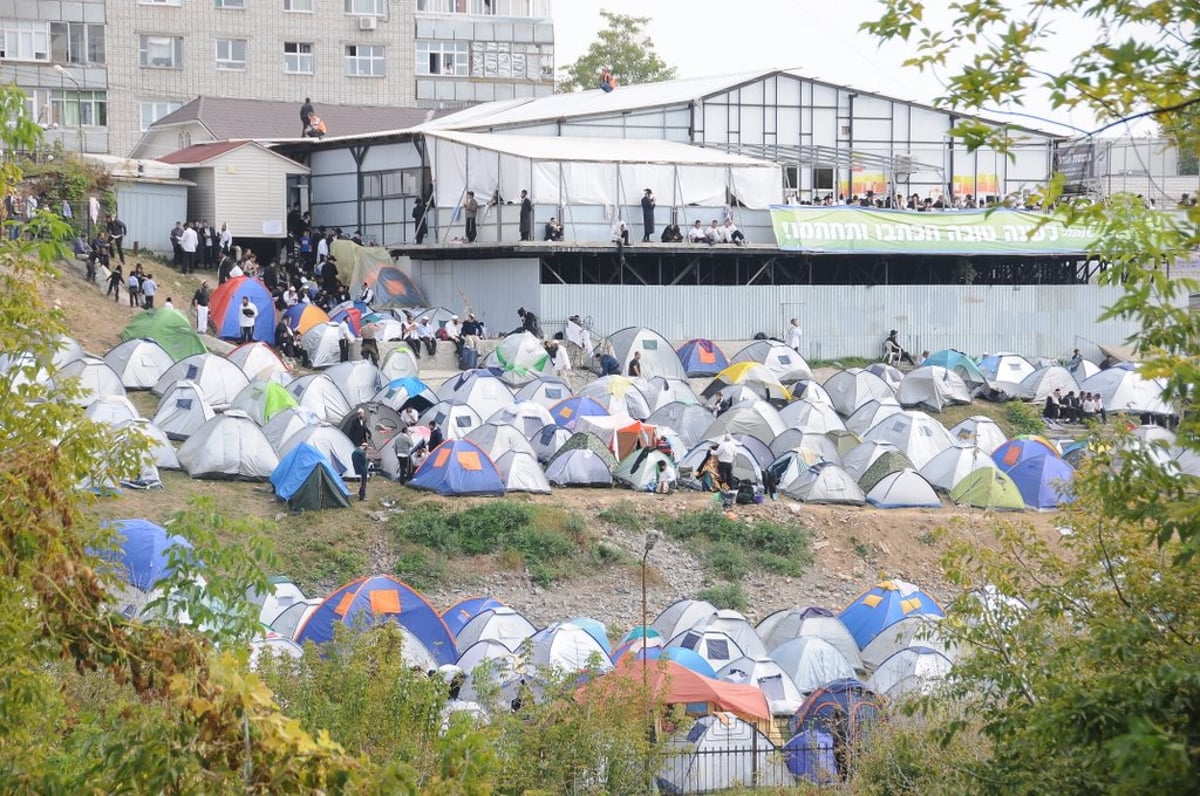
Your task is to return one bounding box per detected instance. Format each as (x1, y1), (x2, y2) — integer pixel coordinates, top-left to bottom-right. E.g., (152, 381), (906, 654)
(415, 0), (549, 17)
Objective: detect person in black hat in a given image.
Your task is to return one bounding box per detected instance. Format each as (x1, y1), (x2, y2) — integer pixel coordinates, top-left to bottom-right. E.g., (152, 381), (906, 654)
(641, 188), (655, 242)
(884, 329), (915, 365)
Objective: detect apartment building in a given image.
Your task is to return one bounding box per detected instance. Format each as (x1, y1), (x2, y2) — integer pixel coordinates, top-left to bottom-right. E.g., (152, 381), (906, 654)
(0, 0), (109, 153)
(0, 0), (552, 158)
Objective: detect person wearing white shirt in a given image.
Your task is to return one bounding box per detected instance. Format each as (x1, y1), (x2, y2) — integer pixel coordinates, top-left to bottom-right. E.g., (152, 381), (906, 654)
(786, 318), (802, 352)
(337, 319), (355, 362)
(219, 222), (232, 255)
(359, 281), (375, 305)
(705, 220), (722, 244)
(316, 233), (330, 262)
(715, 434), (737, 489)
(552, 342), (571, 378)
(687, 220), (708, 243)
(416, 317), (437, 357)
(720, 218), (746, 245)
(238, 296), (257, 343)
(179, 223), (198, 274)
(443, 315), (463, 354)
(283, 286), (298, 307)
(655, 460), (677, 494)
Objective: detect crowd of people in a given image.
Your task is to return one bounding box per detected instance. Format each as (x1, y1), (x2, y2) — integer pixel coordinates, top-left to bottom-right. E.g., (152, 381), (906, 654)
(1043, 388), (1108, 424)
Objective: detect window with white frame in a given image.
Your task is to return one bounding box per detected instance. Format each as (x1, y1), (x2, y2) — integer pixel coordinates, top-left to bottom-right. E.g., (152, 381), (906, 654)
(50, 22), (105, 65)
(51, 90), (107, 127)
(344, 0), (387, 16)
(284, 42), (313, 74)
(284, 0), (314, 10)
(0, 19), (51, 61)
(470, 41), (552, 81)
(21, 89), (52, 126)
(215, 0), (245, 7)
(345, 44), (384, 76)
(140, 99), (183, 131)
(139, 35), (183, 68)
(215, 38), (247, 70)
(417, 40), (467, 76)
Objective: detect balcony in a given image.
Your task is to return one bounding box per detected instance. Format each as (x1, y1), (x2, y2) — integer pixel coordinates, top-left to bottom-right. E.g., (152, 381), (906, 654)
(415, 0), (550, 18)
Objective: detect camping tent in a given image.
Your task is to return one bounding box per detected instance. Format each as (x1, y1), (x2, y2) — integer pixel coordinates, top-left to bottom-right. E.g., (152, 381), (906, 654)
(549, 395), (611, 430)
(576, 376), (652, 419)
(844, 398), (903, 436)
(228, 380), (298, 426)
(1000, 454), (1075, 509)
(227, 342), (292, 383)
(866, 646), (953, 699)
(779, 398), (847, 435)
(282, 303), (330, 335)
(262, 406), (323, 451)
(666, 627), (746, 670)
(947, 415), (1008, 453)
(441, 596), (506, 637)
(455, 606), (538, 651)
(676, 338), (729, 377)
(465, 422), (535, 461)
(864, 469), (942, 508)
(55, 356), (126, 407)
(513, 376), (573, 409)
(289, 374), (352, 423)
(373, 375), (437, 412)
(656, 713), (792, 794)
(325, 360), (383, 407)
(492, 450), (553, 493)
(437, 370), (515, 419)
(919, 444), (998, 491)
(703, 362), (790, 403)
(300, 323), (344, 369)
(119, 308), (206, 362)
(717, 656), (805, 716)
(84, 395), (140, 427)
(529, 622), (614, 673)
(949, 466), (1026, 510)
(897, 366), (972, 412)
(278, 423), (361, 478)
(104, 338), (175, 389)
(294, 574), (456, 664)
(270, 442), (351, 510)
(1082, 368), (1172, 416)
(409, 439), (505, 496)
(1018, 365), (1080, 403)
(978, 352), (1037, 385)
(921, 349), (986, 387)
(647, 402), (715, 449)
(487, 401), (556, 439)
(529, 423), (572, 462)
(154, 353), (250, 410)
(607, 327), (688, 381)
(823, 368), (896, 418)
(788, 678), (884, 779)
(484, 332), (552, 382)
(208, 276), (276, 343)
(861, 410), (955, 469)
(857, 449), (917, 492)
(420, 401), (484, 440)
(544, 448), (614, 487)
(151, 380), (215, 440)
(777, 461), (865, 505)
(99, 518), (192, 593)
(839, 580), (945, 651)
(731, 340), (813, 383)
(757, 606), (862, 671)
(377, 343), (420, 383)
(703, 400), (786, 443)
(176, 410), (279, 480)
(769, 636), (857, 694)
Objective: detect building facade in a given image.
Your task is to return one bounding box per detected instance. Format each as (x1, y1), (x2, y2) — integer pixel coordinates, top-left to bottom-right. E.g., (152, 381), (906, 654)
(0, 0), (109, 154)
(0, 0), (552, 158)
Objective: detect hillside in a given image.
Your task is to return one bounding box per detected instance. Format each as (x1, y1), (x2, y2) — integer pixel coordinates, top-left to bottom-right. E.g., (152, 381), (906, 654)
(52, 255), (1066, 628)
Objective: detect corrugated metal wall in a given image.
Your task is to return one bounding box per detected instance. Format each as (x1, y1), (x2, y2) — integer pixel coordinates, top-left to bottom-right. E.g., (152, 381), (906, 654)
(115, 181), (188, 255)
(411, 257), (540, 333)
(541, 283), (1161, 363)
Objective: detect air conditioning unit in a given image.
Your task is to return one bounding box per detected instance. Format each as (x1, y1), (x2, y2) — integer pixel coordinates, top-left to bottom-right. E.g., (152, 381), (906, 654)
(358, 15), (378, 30)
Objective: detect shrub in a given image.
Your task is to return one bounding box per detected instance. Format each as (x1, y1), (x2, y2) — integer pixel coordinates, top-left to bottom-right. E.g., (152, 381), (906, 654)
(598, 500), (645, 532)
(697, 583), (748, 612)
(657, 510), (814, 582)
(1004, 401), (1045, 436)
(705, 541), (750, 581)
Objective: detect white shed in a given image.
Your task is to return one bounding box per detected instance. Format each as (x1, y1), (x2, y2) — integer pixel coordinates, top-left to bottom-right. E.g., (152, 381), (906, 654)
(158, 141), (308, 241)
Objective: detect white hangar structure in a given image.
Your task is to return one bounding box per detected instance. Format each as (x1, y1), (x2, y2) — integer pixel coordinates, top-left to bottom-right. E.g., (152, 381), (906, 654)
(274, 69), (1154, 359)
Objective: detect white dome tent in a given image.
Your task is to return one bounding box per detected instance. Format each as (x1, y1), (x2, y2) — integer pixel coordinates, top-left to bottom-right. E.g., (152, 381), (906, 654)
(717, 656), (805, 716)
(177, 410), (279, 480)
(152, 380), (216, 441)
(104, 338), (175, 390)
(154, 353), (250, 411)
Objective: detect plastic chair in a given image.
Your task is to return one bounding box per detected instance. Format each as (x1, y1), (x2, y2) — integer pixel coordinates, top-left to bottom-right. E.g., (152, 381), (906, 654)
(882, 341), (901, 366)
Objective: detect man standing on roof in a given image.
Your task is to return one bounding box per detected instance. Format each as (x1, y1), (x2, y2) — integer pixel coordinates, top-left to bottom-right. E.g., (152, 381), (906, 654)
(462, 191), (479, 242)
(300, 97), (314, 136)
(518, 189), (533, 241)
(641, 188), (656, 242)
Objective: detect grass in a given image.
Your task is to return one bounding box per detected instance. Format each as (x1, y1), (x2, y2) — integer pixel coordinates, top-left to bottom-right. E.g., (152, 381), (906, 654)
(810, 356), (875, 370)
(654, 509), (814, 584)
(697, 583), (748, 612)
(597, 500), (645, 532)
(390, 500), (603, 588)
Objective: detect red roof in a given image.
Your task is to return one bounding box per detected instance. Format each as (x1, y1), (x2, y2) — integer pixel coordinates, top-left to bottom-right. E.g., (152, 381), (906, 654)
(157, 140), (250, 164)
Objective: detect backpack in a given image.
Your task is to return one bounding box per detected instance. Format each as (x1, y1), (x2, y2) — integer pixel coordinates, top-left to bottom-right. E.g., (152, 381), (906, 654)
(735, 480), (757, 505)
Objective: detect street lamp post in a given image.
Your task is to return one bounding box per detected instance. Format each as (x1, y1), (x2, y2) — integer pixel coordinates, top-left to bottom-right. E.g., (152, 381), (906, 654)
(639, 529), (660, 794)
(52, 64), (84, 154)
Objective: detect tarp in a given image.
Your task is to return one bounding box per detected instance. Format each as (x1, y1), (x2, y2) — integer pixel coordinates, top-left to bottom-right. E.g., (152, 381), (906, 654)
(119, 309), (206, 362)
(426, 129), (783, 211)
(331, 240), (427, 308)
(588, 659), (772, 725)
(770, 206), (1101, 256)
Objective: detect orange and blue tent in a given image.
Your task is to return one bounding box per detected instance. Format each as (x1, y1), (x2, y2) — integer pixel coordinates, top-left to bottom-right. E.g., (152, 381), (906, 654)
(676, 338), (729, 377)
(283, 303), (330, 335)
(209, 276), (275, 343)
(294, 573), (457, 664)
(549, 395), (609, 430)
(838, 579), (944, 650)
(409, 439), (505, 496)
(441, 595), (505, 636)
(992, 436), (1061, 470)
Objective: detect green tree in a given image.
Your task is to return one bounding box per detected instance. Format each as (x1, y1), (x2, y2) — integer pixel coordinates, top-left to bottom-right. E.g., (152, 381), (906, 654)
(557, 10), (676, 93)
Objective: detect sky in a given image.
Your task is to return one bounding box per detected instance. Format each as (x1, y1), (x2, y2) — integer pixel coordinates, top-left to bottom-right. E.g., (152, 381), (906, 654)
(548, 0), (1123, 137)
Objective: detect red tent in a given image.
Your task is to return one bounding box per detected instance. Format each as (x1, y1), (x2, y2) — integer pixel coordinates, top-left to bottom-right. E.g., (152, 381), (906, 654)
(581, 658), (771, 725)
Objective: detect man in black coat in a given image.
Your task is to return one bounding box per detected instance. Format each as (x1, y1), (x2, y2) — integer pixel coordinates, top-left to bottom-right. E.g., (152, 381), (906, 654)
(299, 97), (314, 135)
(641, 189), (655, 242)
(518, 190), (533, 241)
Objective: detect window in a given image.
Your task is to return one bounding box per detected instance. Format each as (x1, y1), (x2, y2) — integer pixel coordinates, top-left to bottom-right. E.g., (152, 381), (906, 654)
(284, 42), (313, 74)
(417, 40), (467, 76)
(139, 35), (183, 68)
(345, 44), (384, 76)
(284, 0), (314, 10)
(215, 0), (245, 7)
(50, 22), (105, 65)
(362, 169), (420, 198)
(140, 99), (183, 130)
(469, 41), (552, 81)
(215, 38), (247, 70)
(50, 90), (107, 128)
(0, 19), (50, 61)
(345, 0), (387, 15)
(21, 89), (52, 126)
(813, 167), (835, 192)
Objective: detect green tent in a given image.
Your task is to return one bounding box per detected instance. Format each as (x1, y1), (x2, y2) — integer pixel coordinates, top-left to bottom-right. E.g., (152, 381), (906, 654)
(120, 308), (206, 362)
(548, 431), (618, 470)
(858, 450), (915, 493)
(613, 448), (674, 490)
(949, 468), (1025, 511)
(262, 382), (298, 423)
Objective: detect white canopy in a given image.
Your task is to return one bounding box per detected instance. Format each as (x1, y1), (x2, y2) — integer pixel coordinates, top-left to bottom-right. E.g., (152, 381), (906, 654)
(425, 130), (783, 211)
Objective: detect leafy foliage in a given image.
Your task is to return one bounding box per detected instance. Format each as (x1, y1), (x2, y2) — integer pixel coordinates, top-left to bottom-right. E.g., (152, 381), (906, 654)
(1003, 399), (1045, 436)
(655, 509), (814, 582)
(392, 500), (593, 587)
(696, 582), (749, 613)
(557, 10), (676, 93)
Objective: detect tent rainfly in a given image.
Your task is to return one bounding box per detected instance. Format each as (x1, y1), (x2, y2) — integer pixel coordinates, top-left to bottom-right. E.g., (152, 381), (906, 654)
(425, 130), (783, 212)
